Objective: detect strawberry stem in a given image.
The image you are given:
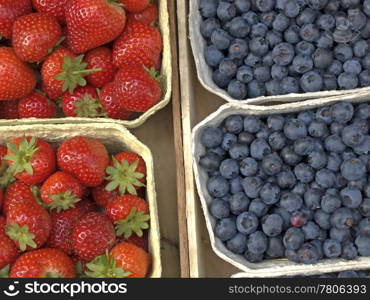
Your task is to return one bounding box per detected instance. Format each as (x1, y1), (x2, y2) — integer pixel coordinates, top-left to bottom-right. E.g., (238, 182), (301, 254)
(6, 223), (37, 251)
(72, 68), (102, 75)
(115, 208), (150, 239)
(0, 265), (9, 278)
(85, 252), (131, 278)
(73, 94), (107, 118)
(47, 190), (81, 212)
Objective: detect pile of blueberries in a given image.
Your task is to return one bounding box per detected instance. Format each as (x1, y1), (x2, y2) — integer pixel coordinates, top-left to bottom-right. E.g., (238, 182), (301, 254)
(199, 0), (370, 99)
(304, 269), (370, 277)
(198, 101), (370, 264)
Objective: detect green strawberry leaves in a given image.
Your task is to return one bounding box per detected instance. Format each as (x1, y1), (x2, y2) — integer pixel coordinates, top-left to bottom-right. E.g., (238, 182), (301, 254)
(6, 223), (37, 251)
(73, 94), (107, 118)
(0, 265), (9, 278)
(48, 190), (81, 212)
(85, 252), (130, 278)
(115, 207), (150, 239)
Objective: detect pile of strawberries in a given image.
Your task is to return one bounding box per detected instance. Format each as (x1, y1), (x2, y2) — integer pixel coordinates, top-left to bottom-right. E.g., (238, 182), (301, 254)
(0, 0), (163, 120)
(0, 135), (151, 278)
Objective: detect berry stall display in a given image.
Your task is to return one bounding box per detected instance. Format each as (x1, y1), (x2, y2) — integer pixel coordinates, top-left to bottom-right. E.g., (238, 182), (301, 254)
(0, 130), (155, 278)
(194, 0), (370, 100)
(194, 100), (370, 269)
(0, 0), (171, 126)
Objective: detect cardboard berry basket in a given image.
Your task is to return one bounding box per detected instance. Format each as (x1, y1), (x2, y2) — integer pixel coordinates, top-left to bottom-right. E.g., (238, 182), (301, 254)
(0, 0), (171, 129)
(191, 93), (370, 278)
(0, 123), (161, 278)
(188, 0), (370, 105)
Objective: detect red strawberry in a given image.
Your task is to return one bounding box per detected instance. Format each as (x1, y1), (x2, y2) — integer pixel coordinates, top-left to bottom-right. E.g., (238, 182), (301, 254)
(0, 234), (18, 271)
(0, 47), (36, 100)
(0, 0), (32, 39)
(47, 198), (96, 254)
(119, 0), (149, 13)
(105, 195), (149, 238)
(0, 216), (5, 233)
(105, 152), (146, 196)
(91, 182), (119, 208)
(41, 48), (101, 100)
(57, 136), (109, 187)
(112, 20), (162, 69)
(85, 47), (117, 88)
(18, 91), (56, 118)
(5, 136), (55, 185)
(127, 3), (158, 25)
(116, 231), (148, 251)
(10, 248), (75, 278)
(12, 13), (62, 62)
(65, 0), (126, 54)
(41, 171), (84, 211)
(6, 202), (51, 251)
(62, 85), (105, 118)
(100, 82), (132, 120)
(86, 242), (150, 278)
(113, 67), (161, 112)
(3, 181), (40, 216)
(31, 0), (70, 24)
(0, 100), (19, 119)
(72, 212), (116, 261)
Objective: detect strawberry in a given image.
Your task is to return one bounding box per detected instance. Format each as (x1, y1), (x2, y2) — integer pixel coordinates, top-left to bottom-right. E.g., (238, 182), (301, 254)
(105, 152), (146, 196)
(6, 202), (51, 251)
(119, 0), (149, 13)
(31, 0), (70, 24)
(10, 248), (75, 278)
(99, 82), (132, 120)
(18, 91), (56, 118)
(0, 100), (19, 119)
(3, 181), (40, 216)
(112, 20), (162, 69)
(12, 13), (62, 62)
(0, 216), (5, 233)
(91, 182), (119, 208)
(0, 47), (36, 100)
(85, 242), (150, 278)
(127, 3), (158, 25)
(62, 85), (105, 118)
(41, 171), (84, 211)
(41, 48), (101, 100)
(0, 0), (32, 39)
(85, 47), (117, 88)
(57, 136), (109, 187)
(105, 195), (149, 238)
(116, 231), (148, 251)
(113, 67), (161, 112)
(65, 0), (126, 54)
(72, 212), (116, 261)
(47, 198), (96, 254)
(0, 234), (18, 271)
(5, 136), (55, 185)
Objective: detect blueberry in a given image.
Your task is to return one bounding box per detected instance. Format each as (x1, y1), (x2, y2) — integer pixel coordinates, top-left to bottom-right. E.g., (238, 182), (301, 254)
(292, 55), (313, 74)
(356, 103), (370, 120)
(224, 115), (243, 134)
(201, 18), (221, 38)
(307, 0), (328, 10)
(316, 34), (333, 49)
(355, 235), (370, 256)
(243, 116), (260, 133)
(317, 14), (335, 30)
(348, 8), (367, 31)
(302, 221), (320, 240)
(253, 66), (271, 83)
(353, 136), (370, 155)
(285, 249), (300, 262)
(343, 59), (362, 75)
(228, 39), (249, 60)
(280, 192), (303, 212)
(341, 158), (366, 181)
(281, 145), (302, 166)
(260, 183), (281, 205)
(207, 175), (230, 198)
(226, 233), (247, 254)
(251, 23), (268, 37)
(296, 8), (317, 26)
(327, 60), (343, 76)
(324, 135), (346, 153)
(341, 243), (358, 260)
(227, 80), (247, 99)
(212, 69), (232, 88)
(283, 227), (304, 250)
(298, 110), (315, 125)
(247, 231), (268, 254)
(304, 188), (322, 210)
(284, 0), (300, 18)
(315, 168), (336, 188)
(314, 209), (331, 230)
(284, 25), (301, 44)
(235, 0), (251, 13)
(201, 126), (223, 148)
(227, 17), (250, 38)
(272, 13), (290, 32)
(281, 76), (300, 94)
(313, 48), (333, 69)
(256, 124), (271, 139)
(219, 158), (239, 179)
(248, 80), (266, 98)
(353, 40), (369, 58)
(316, 106), (332, 124)
(295, 41), (314, 57)
(266, 30), (283, 48)
(267, 115), (285, 131)
(324, 0), (340, 13)
(250, 138), (271, 160)
(268, 131), (286, 151)
(338, 271), (359, 278)
(240, 157), (258, 176)
(290, 211), (308, 227)
(209, 199), (230, 219)
(294, 163), (314, 183)
(330, 227), (351, 243)
(199, 152), (222, 172)
(359, 70), (370, 87)
(217, 2), (236, 21)
(334, 44), (353, 62)
(249, 199), (269, 217)
(221, 133), (237, 151)
(199, 0), (218, 18)
(330, 122), (344, 135)
(331, 101), (354, 124)
(300, 24), (320, 42)
(244, 53), (261, 67)
(261, 154), (283, 175)
(236, 66), (254, 83)
(211, 29), (232, 50)
(330, 207), (354, 230)
(265, 79), (282, 95)
(359, 218), (370, 237)
(342, 125), (364, 147)
(321, 193), (341, 214)
(326, 153), (342, 172)
(300, 71), (323, 92)
(244, 251), (263, 262)
(229, 192), (250, 215)
(219, 58), (237, 77)
(298, 242), (320, 264)
(261, 11), (276, 27)
(229, 143), (249, 160)
(272, 43), (295, 66)
(242, 11), (258, 25)
(308, 151), (327, 169)
(308, 120), (328, 138)
(242, 176), (264, 198)
(294, 137), (315, 155)
(323, 239), (342, 258)
(249, 37), (269, 56)
(266, 237), (285, 258)
(209, 146), (227, 159)
(204, 46), (224, 67)
(215, 217), (237, 241)
(284, 119), (307, 140)
(262, 214), (283, 237)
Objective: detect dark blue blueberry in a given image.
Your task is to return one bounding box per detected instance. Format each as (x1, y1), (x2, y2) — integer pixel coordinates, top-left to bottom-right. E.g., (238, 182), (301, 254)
(304, 188), (322, 210)
(255, 0), (275, 12)
(217, 2), (236, 21)
(226, 233), (247, 254)
(281, 76), (300, 94)
(230, 176), (243, 194)
(353, 40), (369, 58)
(293, 137), (315, 155)
(331, 101), (354, 124)
(359, 70), (370, 87)
(229, 143), (249, 160)
(296, 8), (317, 26)
(284, 0), (300, 18)
(353, 136), (370, 155)
(262, 52), (274, 66)
(209, 146), (227, 159)
(267, 115), (285, 131)
(272, 43), (295, 66)
(244, 53), (261, 67)
(313, 48), (333, 69)
(236, 212), (259, 235)
(199, 152), (222, 172)
(299, 24), (320, 42)
(236, 66), (253, 83)
(200, 18), (221, 39)
(199, 0), (218, 18)
(356, 103), (370, 120)
(262, 214), (283, 237)
(221, 133), (237, 151)
(228, 39), (249, 60)
(266, 30), (283, 48)
(317, 14), (335, 30)
(266, 237), (285, 258)
(281, 145), (302, 166)
(212, 69), (232, 88)
(250, 23), (268, 37)
(219, 58), (237, 77)
(242, 11), (258, 25)
(359, 218), (370, 237)
(229, 192), (250, 215)
(261, 154), (283, 175)
(207, 175), (230, 198)
(300, 71), (323, 92)
(255, 124), (271, 139)
(215, 217), (237, 241)
(341, 243), (358, 260)
(355, 235), (370, 256)
(323, 239), (342, 258)
(280, 192), (303, 212)
(250, 138), (271, 160)
(330, 122), (344, 135)
(324, 135), (346, 152)
(343, 59), (362, 75)
(330, 207), (354, 229)
(272, 13), (290, 32)
(270, 65), (287, 81)
(341, 158), (366, 181)
(211, 29), (232, 50)
(242, 176), (264, 198)
(227, 17), (250, 38)
(308, 120), (328, 138)
(298, 110), (315, 125)
(294, 163), (315, 183)
(362, 53), (370, 70)
(360, 198), (370, 217)
(330, 227), (351, 243)
(261, 11), (276, 28)
(204, 46), (224, 67)
(259, 183), (281, 205)
(316, 34), (333, 49)
(219, 158), (239, 179)
(292, 183), (308, 196)
(247, 231), (268, 254)
(201, 126), (223, 148)
(227, 80), (248, 99)
(327, 60), (343, 76)
(209, 199), (230, 219)
(348, 8), (367, 31)
(235, 0), (251, 13)
(284, 119), (307, 140)
(326, 152), (342, 171)
(249, 37), (269, 56)
(253, 66), (271, 83)
(224, 115), (243, 134)
(283, 227), (304, 250)
(321, 193), (341, 214)
(316, 106), (333, 124)
(315, 168), (336, 188)
(249, 199), (268, 217)
(265, 79), (282, 95)
(285, 249), (300, 262)
(268, 131), (286, 151)
(307, 150), (327, 169)
(342, 125), (364, 147)
(244, 251), (263, 262)
(292, 54), (314, 74)
(334, 44), (353, 62)
(314, 209), (331, 230)
(297, 242), (320, 264)
(243, 115), (260, 133)
(240, 157), (258, 176)
(238, 131), (255, 145)
(295, 41), (315, 56)
(248, 80), (266, 97)
(301, 221), (320, 240)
